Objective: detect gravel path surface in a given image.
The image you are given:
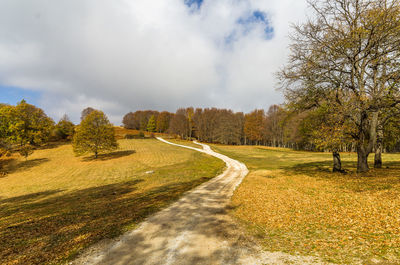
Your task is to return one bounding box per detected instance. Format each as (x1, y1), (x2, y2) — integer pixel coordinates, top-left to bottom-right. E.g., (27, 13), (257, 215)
(72, 138), (326, 265)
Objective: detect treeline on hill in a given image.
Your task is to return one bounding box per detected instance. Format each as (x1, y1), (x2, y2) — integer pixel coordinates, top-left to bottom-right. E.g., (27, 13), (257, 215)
(122, 106), (400, 154)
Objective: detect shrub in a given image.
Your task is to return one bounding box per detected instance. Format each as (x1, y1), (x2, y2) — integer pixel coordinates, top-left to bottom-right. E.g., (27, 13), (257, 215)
(124, 134), (136, 139)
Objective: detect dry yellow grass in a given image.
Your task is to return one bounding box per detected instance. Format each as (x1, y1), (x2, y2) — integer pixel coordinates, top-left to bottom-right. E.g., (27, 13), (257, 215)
(167, 139), (202, 149)
(211, 145), (400, 264)
(114, 126), (141, 139)
(113, 127), (169, 140)
(0, 139), (225, 264)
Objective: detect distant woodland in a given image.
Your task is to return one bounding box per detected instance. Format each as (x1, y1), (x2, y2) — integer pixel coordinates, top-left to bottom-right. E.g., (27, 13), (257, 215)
(122, 106), (400, 153)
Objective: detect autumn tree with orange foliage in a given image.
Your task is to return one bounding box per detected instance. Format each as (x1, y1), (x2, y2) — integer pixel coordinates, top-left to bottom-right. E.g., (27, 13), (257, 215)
(156, 111), (172, 133)
(279, 0), (400, 172)
(244, 110), (265, 145)
(304, 104), (354, 172)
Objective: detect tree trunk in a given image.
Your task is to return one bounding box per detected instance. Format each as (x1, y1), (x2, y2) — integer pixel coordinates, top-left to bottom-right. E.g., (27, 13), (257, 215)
(357, 146), (369, 173)
(356, 111), (378, 173)
(374, 147), (382, 169)
(374, 128), (383, 168)
(332, 151), (342, 172)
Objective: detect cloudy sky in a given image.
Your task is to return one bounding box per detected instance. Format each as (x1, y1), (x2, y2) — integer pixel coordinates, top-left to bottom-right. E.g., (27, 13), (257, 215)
(0, 0), (308, 124)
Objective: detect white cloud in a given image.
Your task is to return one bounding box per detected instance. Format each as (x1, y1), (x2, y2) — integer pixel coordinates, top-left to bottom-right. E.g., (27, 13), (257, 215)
(0, 0), (308, 123)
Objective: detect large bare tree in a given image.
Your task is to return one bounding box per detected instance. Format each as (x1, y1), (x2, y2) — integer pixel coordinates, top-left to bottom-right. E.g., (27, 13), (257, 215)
(279, 0), (400, 172)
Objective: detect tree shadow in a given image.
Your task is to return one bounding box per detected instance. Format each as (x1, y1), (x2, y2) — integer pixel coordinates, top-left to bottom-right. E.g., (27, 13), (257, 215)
(283, 159), (400, 176)
(282, 160), (349, 177)
(36, 141), (69, 150)
(82, 150), (136, 162)
(0, 176), (218, 264)
(281, 160), (400, 193)
(4, 158), (50, 174)
(380, 161), (400, 169)
(74, 181), (259, 265)
(0, 157), (15, 178)
(0, 190), (63, 206)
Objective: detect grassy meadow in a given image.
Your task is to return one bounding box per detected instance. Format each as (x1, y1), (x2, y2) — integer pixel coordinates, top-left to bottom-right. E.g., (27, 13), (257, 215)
(211, 145), (400, 264)
(0, 138), (225, 265)
(167, 138), (203, 149)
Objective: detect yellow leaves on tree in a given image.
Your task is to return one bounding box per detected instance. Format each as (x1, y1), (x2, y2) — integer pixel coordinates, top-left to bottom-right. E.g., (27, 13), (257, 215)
(73, 110), (118, 158)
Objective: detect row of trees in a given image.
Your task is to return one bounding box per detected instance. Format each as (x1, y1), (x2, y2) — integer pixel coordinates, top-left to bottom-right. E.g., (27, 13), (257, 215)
(123, 102), (400, 172)
(0, 102), (117, 161)
(122, 111), (173, 133)
(122, 107), (288, 146)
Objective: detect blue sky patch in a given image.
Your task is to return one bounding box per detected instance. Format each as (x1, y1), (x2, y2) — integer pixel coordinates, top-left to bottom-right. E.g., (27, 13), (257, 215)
(237, 10), (274, 39)
(224, 30), (238, 46)
(0, 85), (40, 106)
(184, 0), (203, 9)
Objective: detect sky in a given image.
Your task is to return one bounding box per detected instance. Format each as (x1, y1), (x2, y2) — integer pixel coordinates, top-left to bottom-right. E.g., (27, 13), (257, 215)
(0, 0), (308, 124)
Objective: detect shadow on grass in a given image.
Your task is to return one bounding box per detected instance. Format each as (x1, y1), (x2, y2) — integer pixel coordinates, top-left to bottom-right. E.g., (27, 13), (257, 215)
(283, 160), (350, 176)
(380, 161), (400, 169)
(0, 157), (15, 176)
(0, 176), (214, 264)
(37, 141), (70, 150)
(87, 183), (256, 265)
(284, 159), (400, 176)
(4, 158), (50, 174)
(281, 159), (400, 193)
(0, 190), (62, 205)
(82, 150), (136, 162)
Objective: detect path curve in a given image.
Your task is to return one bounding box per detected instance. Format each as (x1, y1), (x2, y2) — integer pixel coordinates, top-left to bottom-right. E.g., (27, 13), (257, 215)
(73, 138), (324, 265)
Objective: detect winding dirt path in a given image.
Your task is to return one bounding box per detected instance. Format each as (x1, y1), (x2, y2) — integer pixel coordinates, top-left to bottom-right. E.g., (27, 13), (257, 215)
(73, 138), (324, 265)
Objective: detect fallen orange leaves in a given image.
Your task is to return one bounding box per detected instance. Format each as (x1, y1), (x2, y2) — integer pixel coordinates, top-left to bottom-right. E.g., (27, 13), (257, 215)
(215, 145), (400, 264)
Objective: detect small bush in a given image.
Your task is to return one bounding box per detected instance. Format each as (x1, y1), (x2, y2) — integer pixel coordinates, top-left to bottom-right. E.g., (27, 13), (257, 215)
(124, 134), (136, 139)
(124, 133), (146, 139)
(50, 128), (64, 141)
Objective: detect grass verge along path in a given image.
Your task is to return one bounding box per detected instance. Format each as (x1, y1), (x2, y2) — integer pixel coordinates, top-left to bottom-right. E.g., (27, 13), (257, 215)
(0, 139), (225, 265)
(211, 145), (400, 264)
(166, 139), (202, 149)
